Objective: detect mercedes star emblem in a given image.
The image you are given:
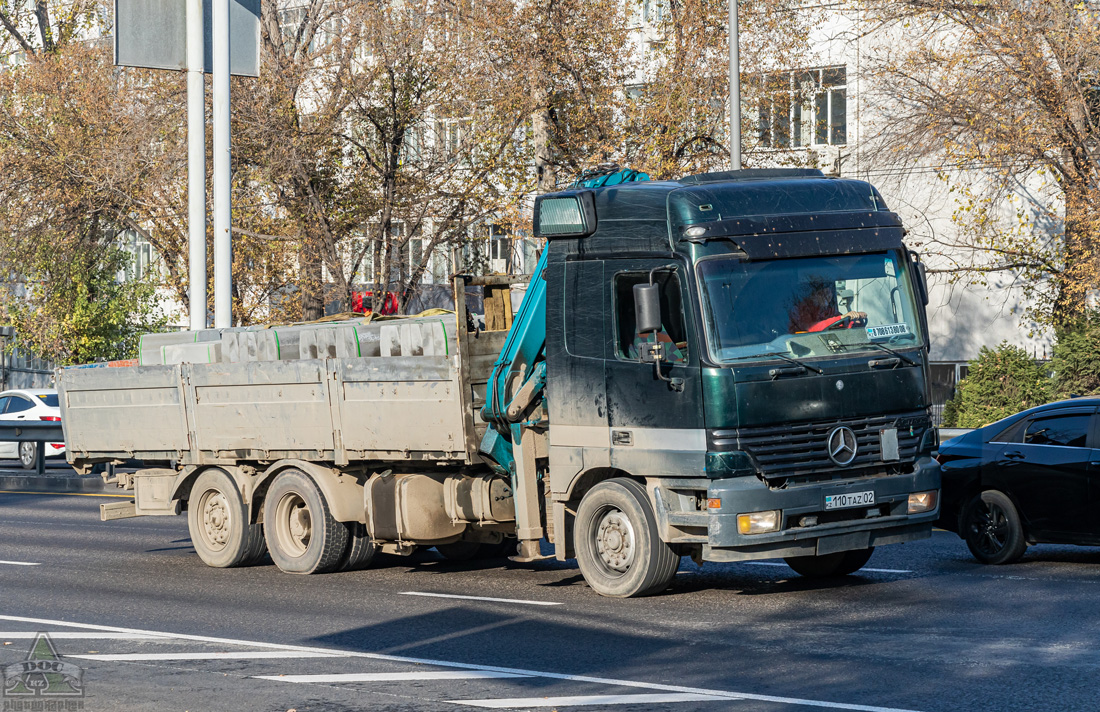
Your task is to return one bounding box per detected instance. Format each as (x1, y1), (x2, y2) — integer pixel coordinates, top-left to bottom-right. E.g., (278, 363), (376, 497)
(827, 426), (858, 466)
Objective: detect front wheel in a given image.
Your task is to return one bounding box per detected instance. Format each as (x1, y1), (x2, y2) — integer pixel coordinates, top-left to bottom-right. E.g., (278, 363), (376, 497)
(962, 490), (1026, 565)
(187, 469), (266, 568)
(19, 442), (38, 470)
(574, 478), (680, 597)
(785, 547), (875, 578)
(263, 469), (348, 574)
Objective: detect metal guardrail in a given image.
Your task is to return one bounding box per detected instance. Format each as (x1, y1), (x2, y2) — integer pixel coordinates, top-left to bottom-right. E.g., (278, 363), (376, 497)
(938, 427), (975, 442)
(0, 421), (66, 475)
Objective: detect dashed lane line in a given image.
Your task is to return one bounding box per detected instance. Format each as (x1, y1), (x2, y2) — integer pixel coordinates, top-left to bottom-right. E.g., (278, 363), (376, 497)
(453, 693), (733, 708)
(0, 632), (165, 640)
(72, 651), (346, 661)
(401, 591), (562, 606)
(259, 671), (531, 683)
(0, 614), (924, 712)
(0, 561), (40, 566)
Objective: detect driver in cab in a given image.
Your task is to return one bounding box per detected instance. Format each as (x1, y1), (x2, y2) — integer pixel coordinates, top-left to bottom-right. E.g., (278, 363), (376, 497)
(789, 279), (867, 333)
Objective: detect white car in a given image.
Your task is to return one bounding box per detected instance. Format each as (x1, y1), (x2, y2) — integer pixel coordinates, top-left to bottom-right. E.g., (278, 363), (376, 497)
(0, 388), (65, 469)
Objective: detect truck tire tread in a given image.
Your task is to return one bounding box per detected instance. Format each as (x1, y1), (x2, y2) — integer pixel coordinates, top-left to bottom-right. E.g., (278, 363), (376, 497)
(338, 522), (377, 571)
(263, 469), (349, 575)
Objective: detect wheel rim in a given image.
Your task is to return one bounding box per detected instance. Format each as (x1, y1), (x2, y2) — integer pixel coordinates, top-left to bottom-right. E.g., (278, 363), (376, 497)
(593, 506), (636, 576)
(968, 500), (1010, 557)
(273, 491), (312, 558)
(19, 442), (34, 465)
(197, 489), (232, 552)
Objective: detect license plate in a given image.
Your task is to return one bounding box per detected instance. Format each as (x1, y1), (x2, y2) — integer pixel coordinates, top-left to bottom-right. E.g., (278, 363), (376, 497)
(866, 323), (910, 339)
(824, 491), (875, 510)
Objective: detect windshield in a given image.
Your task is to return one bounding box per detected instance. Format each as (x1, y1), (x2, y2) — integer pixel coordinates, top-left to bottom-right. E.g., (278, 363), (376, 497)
(697, 252), (924, 362)
(36, 393), (59, 407)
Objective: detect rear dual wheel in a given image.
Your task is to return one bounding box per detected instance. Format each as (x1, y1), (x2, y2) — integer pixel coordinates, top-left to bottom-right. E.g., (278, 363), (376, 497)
(187, 469), (267, 568)
(264, 469), (349, 575)
(339, 522), (378, 572)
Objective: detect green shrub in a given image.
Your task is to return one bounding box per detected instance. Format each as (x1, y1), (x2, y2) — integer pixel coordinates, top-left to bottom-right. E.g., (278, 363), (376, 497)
(950, 342), (1052, 428)
(1051, 312), (1100, 398)
(940, 392), (960, 427)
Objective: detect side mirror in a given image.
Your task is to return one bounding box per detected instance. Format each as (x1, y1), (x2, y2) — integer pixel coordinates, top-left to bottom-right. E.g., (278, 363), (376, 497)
(633, 283), (662, 335)
(915, 262), (929, 305)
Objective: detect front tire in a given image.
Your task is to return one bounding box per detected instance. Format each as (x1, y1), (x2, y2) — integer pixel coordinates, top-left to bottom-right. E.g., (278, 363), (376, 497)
(187, 469), (266, 568)
(574, 478), (680, 597)
(19, 442), (38, 470)
(263, 469), (348, 574)
(962, 490), (1027, 565)
(785, 547), (875, 578)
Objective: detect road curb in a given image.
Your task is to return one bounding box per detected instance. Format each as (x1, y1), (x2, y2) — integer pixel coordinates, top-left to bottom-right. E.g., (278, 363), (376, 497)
(0, 474), (113, 493)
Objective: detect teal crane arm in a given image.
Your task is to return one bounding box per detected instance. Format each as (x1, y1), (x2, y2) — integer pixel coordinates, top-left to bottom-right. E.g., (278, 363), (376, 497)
(477, 248), (549, 477)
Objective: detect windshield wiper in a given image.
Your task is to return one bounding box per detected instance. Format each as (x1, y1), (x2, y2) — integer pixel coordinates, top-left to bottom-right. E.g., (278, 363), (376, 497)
(861, 341), (917, 366)
(755, 351), (823, 375)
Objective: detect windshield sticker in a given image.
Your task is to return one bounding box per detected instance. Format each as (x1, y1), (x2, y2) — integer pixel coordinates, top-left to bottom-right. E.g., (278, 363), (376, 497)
(884, 258), (896, 277)
(867, 323), (910, 340)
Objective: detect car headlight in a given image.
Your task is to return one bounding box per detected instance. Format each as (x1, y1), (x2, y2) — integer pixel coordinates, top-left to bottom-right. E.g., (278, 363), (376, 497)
(908, 490), (938, 514)
(737, 510), (781, 535)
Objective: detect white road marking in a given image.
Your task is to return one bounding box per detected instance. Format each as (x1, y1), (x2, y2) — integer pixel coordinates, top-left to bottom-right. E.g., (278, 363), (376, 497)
(401, 591), (561, 607)
(454, 693), (732, 708)
(72, 651), (345, 661)
(259, 671), (530, 683)
(0, 632), (165, 640)
(0, 614), (923, 712)
(742, 562), (914, 574)
(0, 560), (40, 566)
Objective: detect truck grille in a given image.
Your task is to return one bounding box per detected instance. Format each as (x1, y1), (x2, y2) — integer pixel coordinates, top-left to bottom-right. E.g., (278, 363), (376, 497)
(709, 411), (928, 480)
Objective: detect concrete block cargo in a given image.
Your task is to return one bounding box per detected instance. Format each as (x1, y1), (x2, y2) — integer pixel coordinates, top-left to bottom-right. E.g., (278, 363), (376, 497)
(59, 167), (941, 597)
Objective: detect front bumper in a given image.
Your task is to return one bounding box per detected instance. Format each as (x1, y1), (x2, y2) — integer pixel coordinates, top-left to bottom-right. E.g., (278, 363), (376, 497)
(703, 456), (940, 562)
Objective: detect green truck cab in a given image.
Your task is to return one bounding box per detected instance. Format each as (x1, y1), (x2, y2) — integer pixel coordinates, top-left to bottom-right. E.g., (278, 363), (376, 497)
(536, 168), (940, 595)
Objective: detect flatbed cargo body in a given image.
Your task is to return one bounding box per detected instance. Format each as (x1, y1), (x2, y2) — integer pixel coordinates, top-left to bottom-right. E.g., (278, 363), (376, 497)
(62, 317), (506, 468)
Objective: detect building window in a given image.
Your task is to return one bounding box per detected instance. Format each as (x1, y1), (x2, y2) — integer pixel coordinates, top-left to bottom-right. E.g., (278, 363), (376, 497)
(120, 230), (157, 281)
(758, 66), (846, 148)
(643, 0), (669, 24)
(488, 225), (511, 274)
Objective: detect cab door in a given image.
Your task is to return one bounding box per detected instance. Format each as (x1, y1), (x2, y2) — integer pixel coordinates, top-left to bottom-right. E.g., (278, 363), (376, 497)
(602, 259), (704, 477)
(989, 407), (1096, 538)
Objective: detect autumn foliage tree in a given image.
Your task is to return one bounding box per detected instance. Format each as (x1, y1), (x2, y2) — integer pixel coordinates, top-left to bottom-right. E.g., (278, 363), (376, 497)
(0, 20), (174, 362)
(860, 0), (1100, 327)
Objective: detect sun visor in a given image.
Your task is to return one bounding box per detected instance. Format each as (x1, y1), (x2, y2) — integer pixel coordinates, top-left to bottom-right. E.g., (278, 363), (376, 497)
(679, 212), (906, 259)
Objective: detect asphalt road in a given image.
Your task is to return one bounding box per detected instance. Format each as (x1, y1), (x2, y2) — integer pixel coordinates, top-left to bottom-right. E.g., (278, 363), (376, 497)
(0, 492), (1097, 712)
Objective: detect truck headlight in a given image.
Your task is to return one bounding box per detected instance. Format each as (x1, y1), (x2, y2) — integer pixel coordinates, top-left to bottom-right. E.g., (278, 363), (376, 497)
(737, 510), (781, 535)
(908, 490), (938, 514)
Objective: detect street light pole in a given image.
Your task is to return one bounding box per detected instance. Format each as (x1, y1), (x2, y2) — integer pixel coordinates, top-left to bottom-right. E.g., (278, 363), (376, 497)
(186, 0), (207, 331)
(729, 0), (742, 170)
(212, 0), (232, 328)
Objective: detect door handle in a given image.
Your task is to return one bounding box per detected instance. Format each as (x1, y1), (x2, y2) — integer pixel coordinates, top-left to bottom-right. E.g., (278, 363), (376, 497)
(1003, 450), (1025, 460)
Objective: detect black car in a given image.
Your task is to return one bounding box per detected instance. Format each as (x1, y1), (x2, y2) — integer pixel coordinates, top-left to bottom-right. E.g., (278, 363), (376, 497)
(937, 398), (1100, 564)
